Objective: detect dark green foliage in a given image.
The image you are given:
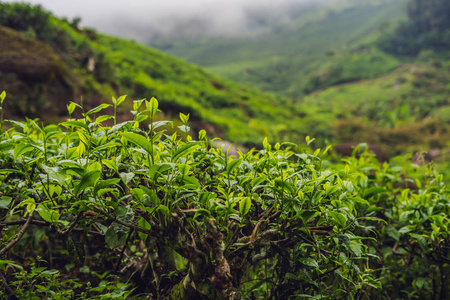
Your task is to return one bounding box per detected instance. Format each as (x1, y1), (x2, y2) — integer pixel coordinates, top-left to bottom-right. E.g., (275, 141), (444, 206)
(380, 0), (450, 56)
(0, 26), (76, 119)
(406, 0), (450, 36)
(0, 2), (56, 43)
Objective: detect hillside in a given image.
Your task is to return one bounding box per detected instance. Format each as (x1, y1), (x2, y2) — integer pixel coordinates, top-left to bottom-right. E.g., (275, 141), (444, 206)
(162, 0), (408, 96)
(160, 0), (450, 176)
(0, 3), (307, 147)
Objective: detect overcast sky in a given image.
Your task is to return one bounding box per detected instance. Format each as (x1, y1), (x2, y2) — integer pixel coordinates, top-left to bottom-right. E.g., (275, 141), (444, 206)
(7, 0), (334, 43)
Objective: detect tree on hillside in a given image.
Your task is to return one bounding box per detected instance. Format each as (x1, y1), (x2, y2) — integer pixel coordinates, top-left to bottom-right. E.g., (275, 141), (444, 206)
(407, 0), (450, 35)
(380, 0), (450, 55)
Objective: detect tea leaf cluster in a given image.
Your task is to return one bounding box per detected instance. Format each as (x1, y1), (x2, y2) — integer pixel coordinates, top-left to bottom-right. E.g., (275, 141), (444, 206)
(0, 93), (448, 299)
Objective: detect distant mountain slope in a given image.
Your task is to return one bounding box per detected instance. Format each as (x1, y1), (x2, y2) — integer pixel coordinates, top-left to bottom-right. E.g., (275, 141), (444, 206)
(162, 0), (408, 96)
(0, 3), (304, 147)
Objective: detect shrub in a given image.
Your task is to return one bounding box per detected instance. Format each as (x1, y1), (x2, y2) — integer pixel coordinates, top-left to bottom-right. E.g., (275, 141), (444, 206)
(0, 92), (448, 299)
(0, 3), (56, 44)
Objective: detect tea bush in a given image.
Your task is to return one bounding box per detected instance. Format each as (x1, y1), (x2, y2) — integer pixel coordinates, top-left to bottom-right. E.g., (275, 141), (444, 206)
(0, 91), (448, 299)
(0, 3), (56, 43)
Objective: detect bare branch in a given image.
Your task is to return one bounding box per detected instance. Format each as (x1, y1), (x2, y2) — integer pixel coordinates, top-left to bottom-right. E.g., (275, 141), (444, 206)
(0, 213), (33, 257)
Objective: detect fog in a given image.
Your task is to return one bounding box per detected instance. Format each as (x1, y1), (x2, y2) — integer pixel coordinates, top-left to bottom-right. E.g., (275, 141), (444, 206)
(7, 0), (336, 44)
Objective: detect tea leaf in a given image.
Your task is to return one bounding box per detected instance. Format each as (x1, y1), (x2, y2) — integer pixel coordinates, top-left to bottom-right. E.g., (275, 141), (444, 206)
(74, 170), (101, 196)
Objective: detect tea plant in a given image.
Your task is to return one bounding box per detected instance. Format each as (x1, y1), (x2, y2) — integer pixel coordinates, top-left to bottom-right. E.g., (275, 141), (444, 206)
(0, 91), (448, 299)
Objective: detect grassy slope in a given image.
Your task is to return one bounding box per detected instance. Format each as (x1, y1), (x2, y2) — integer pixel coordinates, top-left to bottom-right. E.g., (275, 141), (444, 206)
(164, 0), (408, 96)
(301, 57), (450, 175)
(0, 15), (305, 147)
(92, 33), (303, 146)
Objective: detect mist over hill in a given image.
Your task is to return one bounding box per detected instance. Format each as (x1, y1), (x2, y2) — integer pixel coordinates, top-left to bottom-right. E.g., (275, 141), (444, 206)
(7, 0), (339, 44)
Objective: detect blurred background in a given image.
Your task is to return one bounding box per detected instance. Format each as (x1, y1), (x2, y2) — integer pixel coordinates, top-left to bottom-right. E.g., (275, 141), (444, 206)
(0, 0), (449, 176)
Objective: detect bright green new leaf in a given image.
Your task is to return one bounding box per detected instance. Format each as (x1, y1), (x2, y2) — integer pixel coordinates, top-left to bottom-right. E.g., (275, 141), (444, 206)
(179, 113), (189, 124)
(95, 142), (121, 152)
(357, 217), (387, 224)
(151, 120), (173, 131)
(226, 158), (242, 173)
(172, 142), (199, 162)
(14, 143), (36, 161)
(0, 90), (5, 104)
(131, 188), (144, 202)
(96, 115), (113, 123)
(313, 148), (321, 157)
(147, 97), (159, 117)
(251, 176), (266, 188)
(60, 120), (89, 130)
(67, 102), (76, 115)
(322, 145), (332, 155)
(178, 164), (190, 176)
(135, 114), (148, 123)
(262, 137), (270, 150)
(74, 170), (101, 196)
(85, 103), (111, 116)
(97, 188), (116, 197)
(0, 169), (25, 176)
(198, 129), (206, 140)
(6, 120), (25, 130)
(116, 95), (127, 107)
(122, 132), (153, 156)
(239, 197), (251, 218)
(133, 99), (145, 111)
(102, 159), (119, 173)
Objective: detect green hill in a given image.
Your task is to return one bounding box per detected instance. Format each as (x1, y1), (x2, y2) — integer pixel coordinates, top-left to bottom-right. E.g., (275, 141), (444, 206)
(0, 3), (305, 147)
(160, 0), (450, 176)
(163, 0), (409, 96)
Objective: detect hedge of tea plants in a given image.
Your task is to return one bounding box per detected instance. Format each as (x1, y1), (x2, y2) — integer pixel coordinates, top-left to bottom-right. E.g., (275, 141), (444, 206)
(0, 91), (448, 299)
